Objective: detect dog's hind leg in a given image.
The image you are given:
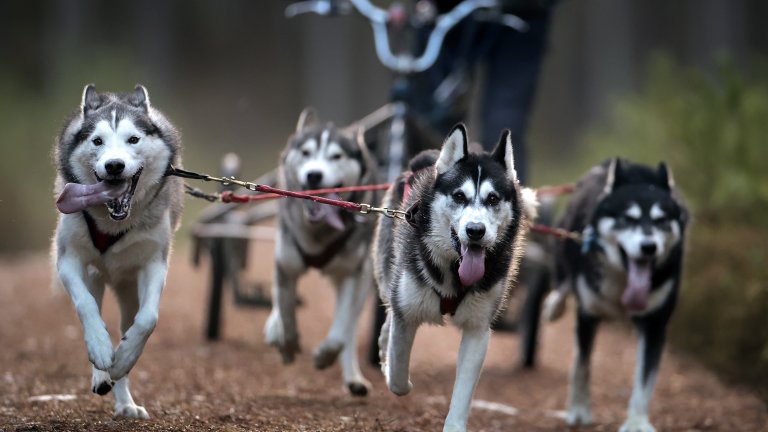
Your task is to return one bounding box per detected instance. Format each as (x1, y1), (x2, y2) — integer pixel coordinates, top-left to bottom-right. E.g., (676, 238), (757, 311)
(109, 258), (166, 382)
(620, 317), (667, 432)
(109, 277), (150, 418)
(443, 327), (491, 432)
(112, 377), (149, 419)
(265, 265), (301, 363)
(565, 311), (599, 426)
(378, 312), (391, 371)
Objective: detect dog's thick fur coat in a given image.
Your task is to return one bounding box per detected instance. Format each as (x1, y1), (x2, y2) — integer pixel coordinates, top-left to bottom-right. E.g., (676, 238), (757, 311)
(264, 109), (378, 396)
(52, 84), (183, 418)
(545, 158), (688, 432)
(373, 125), (536, 431)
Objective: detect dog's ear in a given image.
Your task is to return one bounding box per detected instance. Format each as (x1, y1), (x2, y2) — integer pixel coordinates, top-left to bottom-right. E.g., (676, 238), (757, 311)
(436, 124), (468, 175)
(603, 157), (626, 194)
(296, 107), (319, 133)
(491, 129), (518, 182)
(81, 84), (103, 115)
(127, 84), (150, 113)
(657, 162), (674, 190)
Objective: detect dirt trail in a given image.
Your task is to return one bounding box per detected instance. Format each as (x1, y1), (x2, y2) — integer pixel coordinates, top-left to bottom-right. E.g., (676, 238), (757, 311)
(0, 251), (765, 431)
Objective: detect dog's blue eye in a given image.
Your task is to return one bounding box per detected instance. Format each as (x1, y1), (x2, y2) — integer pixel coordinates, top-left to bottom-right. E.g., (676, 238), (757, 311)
(453, 191), (467, 204)
(92, 137), (103, 146)
(127, 136), (140, 144)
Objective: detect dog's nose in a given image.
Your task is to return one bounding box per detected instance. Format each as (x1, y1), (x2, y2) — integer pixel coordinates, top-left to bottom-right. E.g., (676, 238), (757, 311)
(306, 171), (323, 187)
(640, 241), (657, 256)
(105, 159), (125, 176)
(466, 222), (486, 241)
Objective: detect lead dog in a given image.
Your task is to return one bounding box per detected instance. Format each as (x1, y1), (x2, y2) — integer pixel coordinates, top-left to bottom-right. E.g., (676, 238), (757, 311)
(264, 109), (378, 396)
(373, 125), (537, 432)
(544, 158), (688, 432)
(52, 84), (183, 418)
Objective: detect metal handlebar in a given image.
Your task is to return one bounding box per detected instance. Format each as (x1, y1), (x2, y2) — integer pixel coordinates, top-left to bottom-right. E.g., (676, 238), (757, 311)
(286, 0), (523, 74)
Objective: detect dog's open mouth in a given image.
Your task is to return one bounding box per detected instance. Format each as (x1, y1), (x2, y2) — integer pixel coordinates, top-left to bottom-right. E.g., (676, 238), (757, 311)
(620, 248), (653, 312)
(303, 189), (345, 231)
(96, 168), (143, 221)
(451, 228), (486, 287)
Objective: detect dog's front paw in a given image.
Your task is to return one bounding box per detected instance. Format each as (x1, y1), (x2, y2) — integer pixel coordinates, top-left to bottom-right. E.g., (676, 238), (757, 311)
(265, 310), (300, 363)
(619, 416), (655, 432)
(346, 378), (372, 397)
(386, 376), (413, 396)
(91, 369), (114, 396)
(565, 404), (593, 426)
(114, 402), (149, 419)
(109, 338), (143, 381)
(85, 326), (114, 371)
(313, 339), (343, 370)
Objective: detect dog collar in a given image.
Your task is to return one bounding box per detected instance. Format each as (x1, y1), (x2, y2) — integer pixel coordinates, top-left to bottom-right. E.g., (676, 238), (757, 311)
(82, 211), (125, 254)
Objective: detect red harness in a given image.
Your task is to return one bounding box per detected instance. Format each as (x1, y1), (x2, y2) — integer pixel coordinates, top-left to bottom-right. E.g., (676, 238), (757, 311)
(82, 212), (124, 254)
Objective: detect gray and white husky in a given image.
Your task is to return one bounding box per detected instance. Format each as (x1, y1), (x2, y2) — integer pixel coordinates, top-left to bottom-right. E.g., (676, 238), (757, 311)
(373, 125), (537, 432)
(264, 108), (378, 396)
(544, 158), (688, 432)
(52, 84), (183, 418)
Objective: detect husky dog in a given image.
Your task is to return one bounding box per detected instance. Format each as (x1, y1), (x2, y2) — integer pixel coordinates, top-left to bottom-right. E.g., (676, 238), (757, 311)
(374, 125), (537, 432)
(52, 84), (183, 418)
(544, 158), (688, 432)
(264, 109), (378, 396)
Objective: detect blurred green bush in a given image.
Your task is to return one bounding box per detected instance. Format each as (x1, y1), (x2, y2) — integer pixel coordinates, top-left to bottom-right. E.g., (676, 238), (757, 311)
(583, 54), (768, 401)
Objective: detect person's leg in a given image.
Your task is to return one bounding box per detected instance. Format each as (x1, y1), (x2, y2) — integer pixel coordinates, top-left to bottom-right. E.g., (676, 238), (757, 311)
(408, 20), (477, 136)
(479, 14), (552, 184)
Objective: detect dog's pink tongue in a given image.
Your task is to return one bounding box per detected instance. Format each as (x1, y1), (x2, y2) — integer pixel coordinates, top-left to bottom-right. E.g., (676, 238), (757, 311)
(313, 193), (345, 231)
(56, 182), (127, 214)
(458, 244), (485, 287)
(622, 260), (652, 311)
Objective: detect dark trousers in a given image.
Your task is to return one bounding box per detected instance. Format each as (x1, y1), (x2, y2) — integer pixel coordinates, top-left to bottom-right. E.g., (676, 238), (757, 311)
(408, 12), (552, 184)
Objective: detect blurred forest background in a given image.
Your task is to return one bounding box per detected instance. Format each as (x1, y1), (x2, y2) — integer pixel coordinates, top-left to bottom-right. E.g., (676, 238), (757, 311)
(0, 0), (765, 402)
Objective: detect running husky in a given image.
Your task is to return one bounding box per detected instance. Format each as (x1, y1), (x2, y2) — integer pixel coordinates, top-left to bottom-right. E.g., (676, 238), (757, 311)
(544, 158), (688, 432)
(264, 109), (378, 396)
(52, 84), (183, 418)
(373, 125), (537, 432)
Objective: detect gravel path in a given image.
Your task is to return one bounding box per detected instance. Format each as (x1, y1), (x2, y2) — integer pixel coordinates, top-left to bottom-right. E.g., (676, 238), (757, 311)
(1, 251), (765, 431)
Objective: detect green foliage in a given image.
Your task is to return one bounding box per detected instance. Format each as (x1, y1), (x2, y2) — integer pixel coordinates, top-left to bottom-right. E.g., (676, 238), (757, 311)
(585, 54), (768, 225)
(582, 54), (768, 400)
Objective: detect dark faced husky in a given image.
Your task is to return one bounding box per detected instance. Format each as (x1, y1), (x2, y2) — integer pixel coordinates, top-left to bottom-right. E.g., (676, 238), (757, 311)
(52, 84), (183, 418)
(544, 158), (688, 432)
(373, 125), (537, 432)
(264, 108), (378, 396)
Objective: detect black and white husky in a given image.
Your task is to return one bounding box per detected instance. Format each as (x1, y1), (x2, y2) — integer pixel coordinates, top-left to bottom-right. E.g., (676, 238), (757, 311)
(264, 109), (378, 396)
(544, 158), (688, 432)
(52, 85), (183, 418)
(373, 125), (537, 432)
